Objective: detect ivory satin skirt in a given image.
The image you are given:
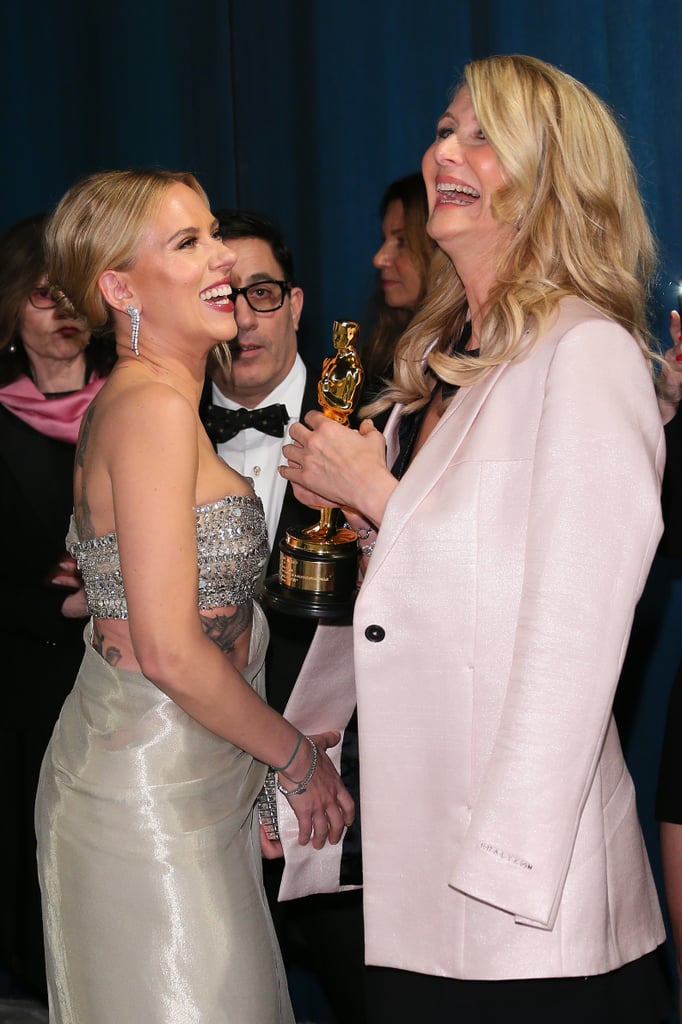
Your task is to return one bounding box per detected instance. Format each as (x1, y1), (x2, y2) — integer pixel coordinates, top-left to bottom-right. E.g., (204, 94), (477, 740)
(35, 604), (294, 1024)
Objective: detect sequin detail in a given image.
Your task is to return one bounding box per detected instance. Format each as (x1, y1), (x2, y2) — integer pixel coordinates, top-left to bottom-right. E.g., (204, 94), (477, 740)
(67, 495), (268, 620)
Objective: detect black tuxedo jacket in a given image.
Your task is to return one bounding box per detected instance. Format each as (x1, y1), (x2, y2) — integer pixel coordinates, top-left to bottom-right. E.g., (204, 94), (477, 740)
(262, 370), (321, 713)
(200, 374), (365, 1006)
(199, 370), (320, 713)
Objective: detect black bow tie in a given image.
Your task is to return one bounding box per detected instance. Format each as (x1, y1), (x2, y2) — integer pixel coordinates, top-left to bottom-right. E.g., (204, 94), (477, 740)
(203, 402), (290, 444)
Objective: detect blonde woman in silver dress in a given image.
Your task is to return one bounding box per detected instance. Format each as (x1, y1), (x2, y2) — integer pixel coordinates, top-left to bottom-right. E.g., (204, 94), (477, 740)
(35, 169), (354, 1024)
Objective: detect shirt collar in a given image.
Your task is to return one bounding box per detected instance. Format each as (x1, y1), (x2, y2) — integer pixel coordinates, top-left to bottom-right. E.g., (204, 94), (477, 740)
(211, 353), (306, 420)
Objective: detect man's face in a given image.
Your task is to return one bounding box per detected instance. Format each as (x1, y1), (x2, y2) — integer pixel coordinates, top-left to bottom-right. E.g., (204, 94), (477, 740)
(213, 236), (303, 407)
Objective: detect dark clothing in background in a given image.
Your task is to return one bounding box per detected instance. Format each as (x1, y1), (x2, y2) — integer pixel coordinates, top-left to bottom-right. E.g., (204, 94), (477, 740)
(0, 405), (87, 1000)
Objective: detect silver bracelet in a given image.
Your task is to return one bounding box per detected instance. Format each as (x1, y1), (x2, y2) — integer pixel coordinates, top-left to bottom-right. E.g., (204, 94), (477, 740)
(277, 736), (318, 796)
(344, 520), (377, 554)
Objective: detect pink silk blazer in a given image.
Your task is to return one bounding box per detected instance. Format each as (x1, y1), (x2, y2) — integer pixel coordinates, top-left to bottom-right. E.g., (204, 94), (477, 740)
(276, 296), (666, 980)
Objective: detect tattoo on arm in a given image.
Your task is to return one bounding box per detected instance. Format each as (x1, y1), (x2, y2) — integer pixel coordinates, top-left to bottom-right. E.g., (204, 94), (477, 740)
(76, 403), (96, 468)
(200, 603), (253, 656)
(75, 404), (97, 539)
(75, 487), (95, 540)
(92, 621), (122, 666)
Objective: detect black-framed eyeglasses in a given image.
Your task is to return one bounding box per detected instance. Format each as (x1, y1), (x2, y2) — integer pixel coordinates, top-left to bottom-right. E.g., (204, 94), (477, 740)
(28, 285), (57, 310)
(231, 279), (291, 313)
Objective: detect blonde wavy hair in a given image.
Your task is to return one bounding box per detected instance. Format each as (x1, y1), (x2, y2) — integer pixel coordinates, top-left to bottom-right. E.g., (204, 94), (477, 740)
(45, 169), (209, 331)
(369, 54), (657, 417)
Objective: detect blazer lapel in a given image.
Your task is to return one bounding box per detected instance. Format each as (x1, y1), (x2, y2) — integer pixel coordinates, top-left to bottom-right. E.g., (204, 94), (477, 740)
(367, 362), (509, 583)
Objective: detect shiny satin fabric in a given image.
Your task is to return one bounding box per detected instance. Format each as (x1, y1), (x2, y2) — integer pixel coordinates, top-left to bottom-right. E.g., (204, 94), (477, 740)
(36, 603), (294, 1024)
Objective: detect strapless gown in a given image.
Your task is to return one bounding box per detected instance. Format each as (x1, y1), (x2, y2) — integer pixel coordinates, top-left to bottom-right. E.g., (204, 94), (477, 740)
(35, 601), (294, 1024)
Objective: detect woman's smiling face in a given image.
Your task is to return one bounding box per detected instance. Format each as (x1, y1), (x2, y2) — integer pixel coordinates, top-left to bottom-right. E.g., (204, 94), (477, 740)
(422, 86), (512, 266)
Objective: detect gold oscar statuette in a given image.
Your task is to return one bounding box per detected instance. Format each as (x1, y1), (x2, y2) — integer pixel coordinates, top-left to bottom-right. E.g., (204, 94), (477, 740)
(263, 320), (364, 619)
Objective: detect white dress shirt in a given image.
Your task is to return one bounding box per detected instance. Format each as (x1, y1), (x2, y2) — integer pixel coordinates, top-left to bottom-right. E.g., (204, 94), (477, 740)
(211, 354), (307, 552)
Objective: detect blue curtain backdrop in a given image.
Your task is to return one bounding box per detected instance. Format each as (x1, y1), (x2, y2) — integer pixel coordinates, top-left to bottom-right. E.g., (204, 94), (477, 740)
(3, 0), (682, 1009)
(4, 0), (681, 354)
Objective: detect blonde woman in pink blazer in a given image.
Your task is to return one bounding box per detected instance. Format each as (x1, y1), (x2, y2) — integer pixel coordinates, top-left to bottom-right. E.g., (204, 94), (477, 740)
(278, 55), (672, 1023)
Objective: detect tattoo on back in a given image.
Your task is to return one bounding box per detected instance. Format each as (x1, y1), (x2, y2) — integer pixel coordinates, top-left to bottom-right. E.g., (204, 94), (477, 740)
(92, 622), (122, 666)
(200, 604), (252, 656)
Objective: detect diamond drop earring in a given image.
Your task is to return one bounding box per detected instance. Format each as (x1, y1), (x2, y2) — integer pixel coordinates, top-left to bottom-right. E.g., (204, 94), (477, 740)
(125, 305), (140, 357)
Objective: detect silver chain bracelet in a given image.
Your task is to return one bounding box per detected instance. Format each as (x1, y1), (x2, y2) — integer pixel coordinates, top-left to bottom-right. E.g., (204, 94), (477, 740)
(276, 736), (319, 796)
(344, 521), (377, 555)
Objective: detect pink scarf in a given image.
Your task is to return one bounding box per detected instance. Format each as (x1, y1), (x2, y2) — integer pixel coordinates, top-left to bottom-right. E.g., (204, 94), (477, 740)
(0, 373), (107, 444)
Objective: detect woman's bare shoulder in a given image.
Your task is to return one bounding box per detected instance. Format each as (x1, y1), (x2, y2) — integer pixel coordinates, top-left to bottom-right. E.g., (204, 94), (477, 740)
(85, 377), (198, 463)
(104, 373), (194, 417)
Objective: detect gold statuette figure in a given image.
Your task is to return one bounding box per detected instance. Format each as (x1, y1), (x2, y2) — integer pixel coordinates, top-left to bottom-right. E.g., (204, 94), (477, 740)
(318, 319), (363, 421)
(263, 320), (364, 618)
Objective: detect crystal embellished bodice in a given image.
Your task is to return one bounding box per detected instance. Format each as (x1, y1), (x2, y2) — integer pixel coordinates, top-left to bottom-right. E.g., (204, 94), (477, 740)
(67, 494), (269, 619)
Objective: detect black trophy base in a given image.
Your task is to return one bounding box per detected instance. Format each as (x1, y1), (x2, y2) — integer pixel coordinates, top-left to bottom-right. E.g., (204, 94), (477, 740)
(261, 526), (359, 620)
(262, 574), (357, 620)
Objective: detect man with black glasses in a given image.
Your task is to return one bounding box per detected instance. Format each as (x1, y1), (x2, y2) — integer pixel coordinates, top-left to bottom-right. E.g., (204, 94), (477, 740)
(200, 211), (366, 1024)
(201, 210), (321, 714)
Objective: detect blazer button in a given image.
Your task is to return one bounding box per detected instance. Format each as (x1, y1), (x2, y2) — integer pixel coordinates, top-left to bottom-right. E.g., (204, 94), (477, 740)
(365, 624), (385, 643)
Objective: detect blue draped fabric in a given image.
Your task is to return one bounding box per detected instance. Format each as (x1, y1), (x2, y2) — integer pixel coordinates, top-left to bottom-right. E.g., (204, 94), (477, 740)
(3, 1), (682, 1014)
(4, 1), (681, 352)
